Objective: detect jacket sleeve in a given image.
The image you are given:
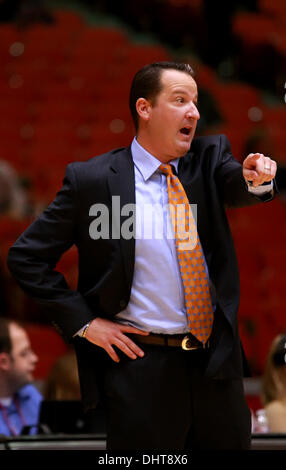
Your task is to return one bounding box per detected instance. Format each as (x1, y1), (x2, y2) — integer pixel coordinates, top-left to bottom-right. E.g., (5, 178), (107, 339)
(7, 164), (95, 342)
(215, 134), (275, 208)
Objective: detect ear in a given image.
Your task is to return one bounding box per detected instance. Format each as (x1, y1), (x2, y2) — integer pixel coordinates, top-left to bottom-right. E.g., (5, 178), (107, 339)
(136, 97), (152, 123)
(0, 352), (10, 371)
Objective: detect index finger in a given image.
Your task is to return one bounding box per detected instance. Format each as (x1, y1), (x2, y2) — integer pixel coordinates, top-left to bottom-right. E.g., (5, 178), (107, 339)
(246, 152), (261, 162)
(118, 324), (150, 335)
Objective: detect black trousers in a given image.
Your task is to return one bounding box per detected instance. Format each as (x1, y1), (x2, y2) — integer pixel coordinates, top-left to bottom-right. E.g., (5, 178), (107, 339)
(101, 343), (251, 450)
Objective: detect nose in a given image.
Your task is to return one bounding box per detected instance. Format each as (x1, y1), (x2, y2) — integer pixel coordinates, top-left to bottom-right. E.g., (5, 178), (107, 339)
(186, 102), (200, 120)
(31, 350), (38, 364)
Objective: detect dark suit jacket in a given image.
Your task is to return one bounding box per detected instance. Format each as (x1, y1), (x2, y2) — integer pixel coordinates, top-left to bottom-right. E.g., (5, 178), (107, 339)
(7, 134), (275, 410)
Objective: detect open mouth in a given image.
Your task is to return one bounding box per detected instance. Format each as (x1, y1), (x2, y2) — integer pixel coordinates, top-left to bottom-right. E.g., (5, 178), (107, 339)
(180, 127), (191, 136)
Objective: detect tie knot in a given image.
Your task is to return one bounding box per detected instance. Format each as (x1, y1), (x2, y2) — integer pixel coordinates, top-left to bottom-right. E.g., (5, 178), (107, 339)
(159, 163), (173, 177)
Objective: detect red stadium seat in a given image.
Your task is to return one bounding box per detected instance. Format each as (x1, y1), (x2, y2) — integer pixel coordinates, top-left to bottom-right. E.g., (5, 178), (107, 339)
(0, 25), (25, 67)
(72, 26), (129, 65)
(233, 13), (278, 47)
(123, 44), (171, 72)
(213, 82), (261, 125)
(52, 9), (85, 31)
(259, 0), (286, 19)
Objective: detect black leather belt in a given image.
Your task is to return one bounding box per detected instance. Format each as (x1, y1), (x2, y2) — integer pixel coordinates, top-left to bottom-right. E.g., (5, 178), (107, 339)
(132, 333), (209, 350)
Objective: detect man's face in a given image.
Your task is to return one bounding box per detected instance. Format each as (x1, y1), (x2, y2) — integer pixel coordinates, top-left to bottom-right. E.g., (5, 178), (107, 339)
(7, 323), (38, 392)
(137, 69), (200, 162)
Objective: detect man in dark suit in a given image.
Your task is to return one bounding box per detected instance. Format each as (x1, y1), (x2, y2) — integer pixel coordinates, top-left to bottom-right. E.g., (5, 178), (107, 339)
(7, 62), (276, 450)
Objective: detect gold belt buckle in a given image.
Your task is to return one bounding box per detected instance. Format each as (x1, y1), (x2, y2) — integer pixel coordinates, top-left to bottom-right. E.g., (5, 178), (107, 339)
(181, 335), (198, 351)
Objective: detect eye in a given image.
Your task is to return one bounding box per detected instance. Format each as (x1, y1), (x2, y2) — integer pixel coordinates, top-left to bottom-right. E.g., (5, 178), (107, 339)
(176, 97), (184, 103)
(20, 348), (33, 358)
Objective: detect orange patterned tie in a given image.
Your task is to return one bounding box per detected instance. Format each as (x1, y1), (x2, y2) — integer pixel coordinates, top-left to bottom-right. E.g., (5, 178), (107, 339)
(159, 163), (213, 344)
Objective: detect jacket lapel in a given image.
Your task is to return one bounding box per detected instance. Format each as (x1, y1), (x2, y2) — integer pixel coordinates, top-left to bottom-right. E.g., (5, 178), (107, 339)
(107, 147), (136, 292)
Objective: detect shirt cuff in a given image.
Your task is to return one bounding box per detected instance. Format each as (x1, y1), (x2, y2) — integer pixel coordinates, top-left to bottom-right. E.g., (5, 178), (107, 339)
(73, 323), (89, 337)
(247, 180), (273, 195)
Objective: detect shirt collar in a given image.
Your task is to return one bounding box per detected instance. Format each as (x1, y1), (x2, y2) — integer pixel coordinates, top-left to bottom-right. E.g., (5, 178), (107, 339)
(0, 397), (12, 407)
(16, 385), (32, 402)
(131, 137), (180, 181)
(0, 389), (29, 410)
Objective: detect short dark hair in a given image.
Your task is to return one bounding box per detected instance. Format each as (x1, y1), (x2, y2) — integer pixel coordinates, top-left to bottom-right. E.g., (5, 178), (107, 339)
(129, 62), (195, 132)
(0, 318), (24, 354)
(0, 318), (12, 354)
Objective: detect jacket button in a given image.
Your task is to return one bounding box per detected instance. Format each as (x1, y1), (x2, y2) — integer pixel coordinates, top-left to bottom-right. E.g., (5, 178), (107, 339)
(120, 299), (126, 308)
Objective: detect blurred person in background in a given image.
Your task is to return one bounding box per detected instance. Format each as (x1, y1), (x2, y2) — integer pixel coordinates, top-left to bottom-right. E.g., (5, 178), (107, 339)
(43, 349), (81, 401)
(261, 333), (286, 433)
(40, 349), (105, 434)
(0, 160), (29, 219)
(0, 318), (42, 436)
